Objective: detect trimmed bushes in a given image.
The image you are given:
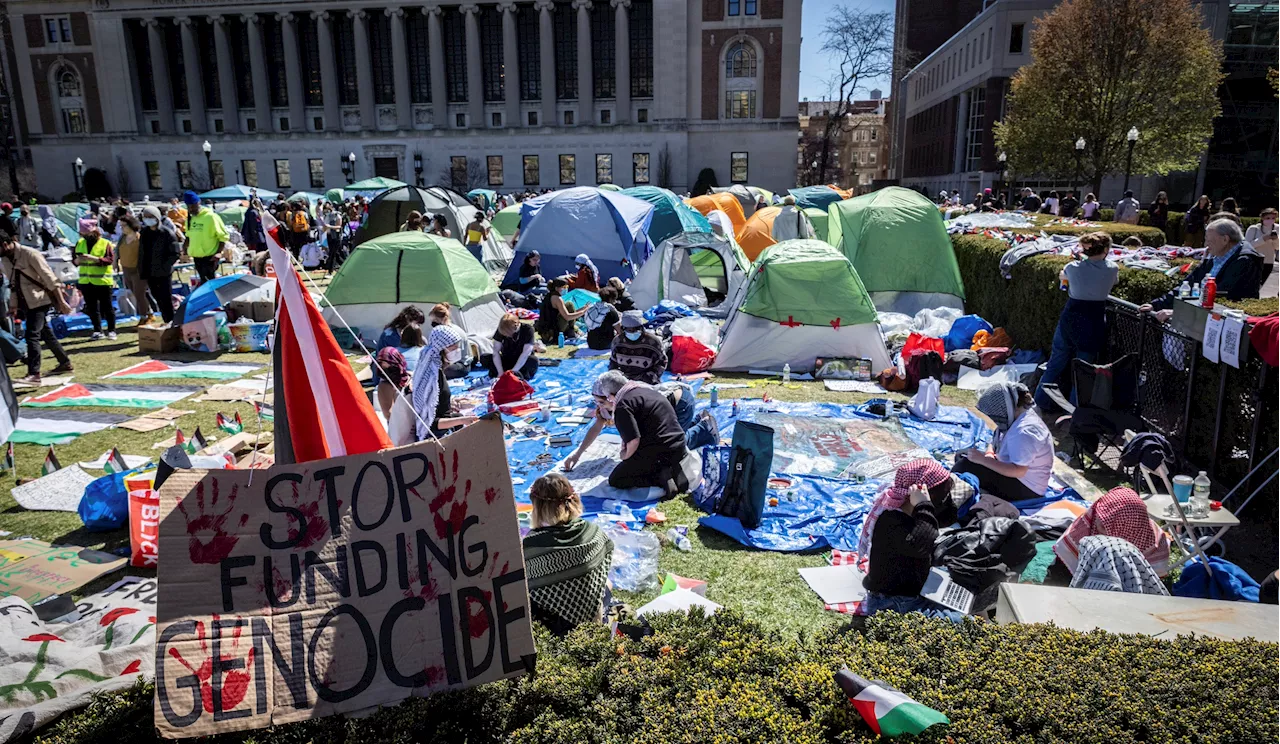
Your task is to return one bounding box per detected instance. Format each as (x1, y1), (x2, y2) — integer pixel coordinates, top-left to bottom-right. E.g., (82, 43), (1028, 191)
(1088, 209), (1260, 246)
(33, 611), (1279, 744)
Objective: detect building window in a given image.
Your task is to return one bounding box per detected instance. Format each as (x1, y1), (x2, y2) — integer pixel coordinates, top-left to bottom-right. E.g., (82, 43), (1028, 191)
(492, 112), (503, 127)
(45, 16), (72, 43)
(553, 1), (577, 100)
(563, 109), (575, 126)
(177, 161), (194, 189)
(595, 154), (613, 184)
(487, 155), (503, 185)
(334, 14), (359, 106)
(637, 108), (648, 123)
(964, 86), (986, 171)
(517, 5), (541, 100)
(725, 90), (756, 119)
(559, 154), (576, 184)
(279, 117), (290, 131)
(1009, 23), (1024, 54)
(871, 128), (877, 140)
(182, 119), (193, 133)
(196, 20), (221, 109)
(146, 161), (162, 190)
(312, 116), (322, 130)
(450, 156), (468, 191)
(164, 21), (190, 110)
(600, 109), (611, 124)
(590, 3), (615, 98)
(242, 159), (258, 187)
(297, 15), (322, 106)
(210, 160), (225, 188)
(528, 110), (539, 126)
(369, 12), (395, 105)
(725, 42), (756, 78)
(632, 153), (649, 184)
(53, 65), (86, 134)
(275, 159), (291, 189)
(745, 0), (757, 14)
(480, 6), (504, 102)
(227, 17), (253, 108)
(869, 151), (876, 164)
(443, 9), (468, 102)
(263, 15), (289, 107)
(246, 117), (257, 132)
(308, 159), (325, 188)
(727, 0), (740, 16)
(630, 0), (654, 98)
(406, 9), (431, 103)
(455, 113), (467, 128)
(127, 21), (157, 111)
(523, 155), (539, 185)
(730, 152), (748, 183)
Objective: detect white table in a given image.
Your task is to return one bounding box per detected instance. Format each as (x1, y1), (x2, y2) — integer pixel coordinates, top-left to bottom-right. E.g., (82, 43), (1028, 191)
(1143, 493), (1239, 569)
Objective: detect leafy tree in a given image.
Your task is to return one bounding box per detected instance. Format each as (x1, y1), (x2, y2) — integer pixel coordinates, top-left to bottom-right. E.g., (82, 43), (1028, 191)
(994, 0), (1223, 198)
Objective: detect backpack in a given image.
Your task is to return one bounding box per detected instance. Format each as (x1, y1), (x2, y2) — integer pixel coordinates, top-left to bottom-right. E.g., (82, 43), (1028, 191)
(291, 211), (309, 233)
(714, 421), (773, 530)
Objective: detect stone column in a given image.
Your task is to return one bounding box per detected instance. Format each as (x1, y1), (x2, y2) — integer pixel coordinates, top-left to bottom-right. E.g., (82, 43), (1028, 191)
(500, 1), (520, 127)
(211, 16), (239, 132)
(462, 3), (483, 127)
(352, 10), (376, 128)
(145, 19), (175, 133)
(612, 0), (630, 124)
(243, 13), (272, 130)
(536, 0), (555, 126)
(176, 17), (206, 132)
(573, 0), (592, 125)
(313, 11), (340, 130)
(426, 6), (448, 126)
(388, 7), (412, 128)
(279, 13), (305, 129)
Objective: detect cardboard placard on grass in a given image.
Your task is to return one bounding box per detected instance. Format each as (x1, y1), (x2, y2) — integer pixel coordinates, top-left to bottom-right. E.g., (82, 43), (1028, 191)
(153, 417), (535, 738)
(0, 539), (126, 605)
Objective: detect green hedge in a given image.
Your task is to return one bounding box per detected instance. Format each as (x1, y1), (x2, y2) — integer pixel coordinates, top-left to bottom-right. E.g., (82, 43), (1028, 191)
(32, 611), (1279, 744)
(1085, 209), (1261, 246)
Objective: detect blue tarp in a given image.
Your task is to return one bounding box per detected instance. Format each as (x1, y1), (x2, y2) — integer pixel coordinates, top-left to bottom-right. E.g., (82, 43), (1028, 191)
(622, 186), (711, 246)
(503, 187), (655, 286)
(788, 185), (846, 211)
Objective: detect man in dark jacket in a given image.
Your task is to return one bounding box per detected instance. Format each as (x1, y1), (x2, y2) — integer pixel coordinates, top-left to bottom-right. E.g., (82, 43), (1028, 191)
(138, 205), (181, 325)
(1144, 218), (1263, 319)
(1019, 188), (1042, 212)
(1058, 192), (1080, 219)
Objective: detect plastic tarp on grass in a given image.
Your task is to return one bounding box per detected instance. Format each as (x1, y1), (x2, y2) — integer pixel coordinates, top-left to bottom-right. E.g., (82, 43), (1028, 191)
(199, 184), (279, 201)
(713, 239), (892, 373)
(322, 231), (505, 345)
(622, 186), (712, 246)
(687, 193), (747, 237)
(501, 186), (655, 285)
(826, 186), (966, 315)
(629, 231), (749, 317)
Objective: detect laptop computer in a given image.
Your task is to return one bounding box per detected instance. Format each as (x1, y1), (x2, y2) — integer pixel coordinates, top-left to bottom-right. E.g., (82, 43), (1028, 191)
(920, 567), (975, 615)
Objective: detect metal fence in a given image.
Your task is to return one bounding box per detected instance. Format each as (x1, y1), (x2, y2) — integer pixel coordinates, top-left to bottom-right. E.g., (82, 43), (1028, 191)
(1105, 300), (1278, 516)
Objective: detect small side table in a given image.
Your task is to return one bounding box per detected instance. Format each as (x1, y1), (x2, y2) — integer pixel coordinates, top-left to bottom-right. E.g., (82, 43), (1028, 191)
(1144, 493), (1240, 569)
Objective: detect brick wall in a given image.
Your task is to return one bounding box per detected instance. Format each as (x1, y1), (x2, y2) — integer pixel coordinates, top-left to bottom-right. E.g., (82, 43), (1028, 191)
(701, 30), (718, 119)
(760, 0), (784, 20)
(702, 0), (723, 23)
(702, 28), (784, 121)
(744, 27), (782, 119)
(24, 15), (44, 48)
(69, 13), (91, 46)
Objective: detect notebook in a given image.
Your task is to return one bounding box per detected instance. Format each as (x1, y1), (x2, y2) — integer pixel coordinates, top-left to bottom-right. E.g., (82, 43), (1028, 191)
(920, 567), (974, 614)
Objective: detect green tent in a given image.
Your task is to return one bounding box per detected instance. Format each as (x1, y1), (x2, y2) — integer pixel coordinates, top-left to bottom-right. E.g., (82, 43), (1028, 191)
(740, 240), (878, 327)
(598, 184), (622, 192)
(217, 206), (247, 228)
(492, 204), (522, 239)
(825, 186), (964, 299)
(52, 203), (87, 229)
(325, 188), (345, 204)
(347, 176), (407, 192)
(803, 207), (829, 242)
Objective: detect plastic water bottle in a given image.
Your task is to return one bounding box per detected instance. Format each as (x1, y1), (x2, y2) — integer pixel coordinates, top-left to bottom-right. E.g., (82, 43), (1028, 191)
(782, 363), (791, 384)
(1190, 471), (1211, 519)
(1191, 281), (1201, 300)
(557, 331), (565, 348)
(1179, 281), (1191, 299)
(666, 528), (692, 552)
(709, 384), (719, 407)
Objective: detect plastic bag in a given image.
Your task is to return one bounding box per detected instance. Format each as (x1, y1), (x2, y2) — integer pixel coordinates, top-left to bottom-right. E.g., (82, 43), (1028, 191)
(911, 306), (963, 338)
(670, 335), (716, 374)
(77, 469), (133, 532)
(670, 316), (719, 350)
(945, 315), (993, 352)
(607, 526), (660, 591)
(908, 377), (940, 420)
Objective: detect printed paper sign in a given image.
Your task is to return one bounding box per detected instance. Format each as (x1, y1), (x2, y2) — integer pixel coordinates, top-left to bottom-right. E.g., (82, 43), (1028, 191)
(153, 417), (535, 738)
(1202, 312), (1224, 364)
(1219, 315), (1245, 369)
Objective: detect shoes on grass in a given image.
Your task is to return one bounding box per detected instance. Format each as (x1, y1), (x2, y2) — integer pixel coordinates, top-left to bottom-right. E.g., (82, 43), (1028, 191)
(51, 362), (74, 374)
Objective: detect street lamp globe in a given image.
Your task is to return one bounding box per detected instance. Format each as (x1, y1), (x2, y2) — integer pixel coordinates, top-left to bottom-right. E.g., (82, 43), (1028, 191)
(201, 140), (212, 154)
(1074, 137), (1086, 151)
(1127, 126), (1139, 142)
(348, 152), (356, 163)
(74, 157), (83, 167)
(997, 151), (1007, 163)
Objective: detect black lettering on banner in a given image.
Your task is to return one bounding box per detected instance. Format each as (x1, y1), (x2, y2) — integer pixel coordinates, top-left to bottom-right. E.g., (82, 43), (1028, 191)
(392, 451), (431, 524)
(351, 461), (395, 531)
(211, 616), (250, 722)
(437, 593), (462, 685)
(313, 465), (348, 538)
(308, 605), (377, 703)
(262, 473), (307, 549)
(264, 554), (302, 608)
(351, 540), (388, 597)
(457, 586), (495, 680)
(156, 620), (202, 728)
(305, 546), (350, 605)
(492, 569), (530, 674)
(458, 515), (487, 578)
(395, 532), (412, 591)
(251, 614), (309, 711)
(416, 526), (457, 581)
(379, 597), (428, 687)
(220, 555), (255, 613)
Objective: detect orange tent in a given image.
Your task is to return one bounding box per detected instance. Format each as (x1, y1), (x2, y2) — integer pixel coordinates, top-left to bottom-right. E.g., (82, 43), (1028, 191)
(827, 184), (854, 200)
(687, 193), (746, 236)
(738, 206), (782, 261)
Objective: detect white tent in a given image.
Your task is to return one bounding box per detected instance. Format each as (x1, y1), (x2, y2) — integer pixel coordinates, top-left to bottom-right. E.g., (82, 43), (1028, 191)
(629, 231), (750, 318)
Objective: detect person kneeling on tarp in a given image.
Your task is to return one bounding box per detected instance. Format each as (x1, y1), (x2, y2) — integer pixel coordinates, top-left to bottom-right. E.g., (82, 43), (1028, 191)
(859, 459), (967, 622)
(564, 370), (688, 497)
(522, 473), (614, 635)
(953, 382), (1054, 504)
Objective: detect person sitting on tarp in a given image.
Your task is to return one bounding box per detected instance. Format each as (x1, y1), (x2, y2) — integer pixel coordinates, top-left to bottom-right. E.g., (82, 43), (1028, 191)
(428, 302), (474, 378)
(1043, 487), (1170, 588)
(858, 459), (966, 621)
(377, 305), (426, 353)
(585, 286), (622, 350)
(522, 473), (614, 634)
(954, 382), (1054, 503)
(375, 322), (422, 420)
(534, 278), (588, 344)
(486, 312), (538, 380)
(506, 250), (546, 295)
(609, 311), (666, 384)
(389, 325), (478, 445)
(564, 370), (688, 497)
(565, 253), (600, 293)
(607, 277), (636, 312)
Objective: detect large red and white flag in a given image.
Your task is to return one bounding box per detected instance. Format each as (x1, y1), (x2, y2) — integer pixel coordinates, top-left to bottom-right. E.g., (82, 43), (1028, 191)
(266, 217), (390, 462)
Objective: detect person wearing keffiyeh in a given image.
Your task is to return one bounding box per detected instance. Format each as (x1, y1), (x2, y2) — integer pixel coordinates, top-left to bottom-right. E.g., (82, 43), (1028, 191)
(1070, 535), (1169, 596)
(953, 381), (1055, 503)
(1045, 487), (1170, 587)
(406, 324), (474, 441)
(567, 253), (600, 293)
(521, 473), (614, 634)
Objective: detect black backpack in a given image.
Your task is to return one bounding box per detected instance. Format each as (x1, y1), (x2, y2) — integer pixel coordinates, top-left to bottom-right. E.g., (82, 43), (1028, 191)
(714, 421), (774, 529)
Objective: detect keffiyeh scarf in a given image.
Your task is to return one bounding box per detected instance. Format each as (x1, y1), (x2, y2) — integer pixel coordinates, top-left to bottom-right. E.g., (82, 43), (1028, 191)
(1070, 535), (1169, 596)
(855, 458), (950, 572)
(523, 519), (612, 631)
(1054, 487), (1169, 576)
(411, 324), (466, 440)
(976, 381), (1027, 432)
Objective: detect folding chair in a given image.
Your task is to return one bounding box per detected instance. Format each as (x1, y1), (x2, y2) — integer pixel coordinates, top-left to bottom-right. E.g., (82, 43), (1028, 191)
(1041, 354), (1146, 469)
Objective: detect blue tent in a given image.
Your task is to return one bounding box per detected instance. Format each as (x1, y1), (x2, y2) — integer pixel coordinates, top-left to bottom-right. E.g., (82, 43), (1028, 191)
(501, 187), (655, 286)
(198, 184), (280, 201)
(788, 185), (846, 211)
(467, 188), (498, 211)
(622, 186), (711, 245)
(174, 273), (274, 325)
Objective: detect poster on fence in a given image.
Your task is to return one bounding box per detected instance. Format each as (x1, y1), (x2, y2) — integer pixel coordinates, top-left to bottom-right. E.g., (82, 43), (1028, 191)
(153, 417), (535, 738)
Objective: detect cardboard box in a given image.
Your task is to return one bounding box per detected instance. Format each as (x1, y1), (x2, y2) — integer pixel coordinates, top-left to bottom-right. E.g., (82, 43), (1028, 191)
(137, 324), (181, 353)
(226, 300), (274, 323)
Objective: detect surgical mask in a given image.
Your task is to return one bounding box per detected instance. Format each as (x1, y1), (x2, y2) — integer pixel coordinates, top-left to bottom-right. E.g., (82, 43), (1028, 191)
(624, 330), (642, 341)
(446, 348), (462, 363)
(143, 218), (158, 227)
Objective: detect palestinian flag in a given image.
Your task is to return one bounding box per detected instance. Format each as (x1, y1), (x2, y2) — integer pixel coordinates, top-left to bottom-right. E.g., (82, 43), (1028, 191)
(103, 448), (129, 474)
(42, 446), (61, 476)
(104, 360), (261, 381)
(9, 411), (132, 445)
(216, 411), (243, 435)
(183, 427), (208, 455)
(1, 442), (13, 472)
(835, 668), (949, 738)
(22, 384), (202, 409)
(254, 402), (274, 422)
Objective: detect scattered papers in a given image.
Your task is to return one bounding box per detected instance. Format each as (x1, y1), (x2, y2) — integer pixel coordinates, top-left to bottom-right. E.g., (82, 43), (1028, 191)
(956, 364), (1038, 390)
(195, 384), (260, 402)
(799, 565), (868, 605)
(636, 588), (721, 618)
(553, 433), (663, 501)
(823, 379), (885, 394)
(556, 416), (590, 426)
(142, 408), (194, 421)
(117, 416), (172, 433)
(10, 465), (96, 512)
(78, 452), (151, 471)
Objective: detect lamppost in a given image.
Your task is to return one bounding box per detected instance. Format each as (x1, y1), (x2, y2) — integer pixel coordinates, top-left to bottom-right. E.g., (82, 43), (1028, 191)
(1074, 137), (1085, 195)
(346, 152), (356, 184)
(997, 151), (1008, 208)
(413, 152), (423, 187)
(1122, 126), (1139, 195)
(202, 140), (213, 188)
(72, 157), (84, 200)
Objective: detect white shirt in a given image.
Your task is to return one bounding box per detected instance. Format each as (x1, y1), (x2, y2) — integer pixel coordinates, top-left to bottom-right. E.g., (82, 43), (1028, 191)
(388, 394), (418, 447)
(997, 409), (1054, 496)
(1044, 197), (1059, 216)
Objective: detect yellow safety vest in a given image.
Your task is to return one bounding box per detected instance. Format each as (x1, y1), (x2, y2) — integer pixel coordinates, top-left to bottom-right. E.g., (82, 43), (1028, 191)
(74, 237), (115, 287)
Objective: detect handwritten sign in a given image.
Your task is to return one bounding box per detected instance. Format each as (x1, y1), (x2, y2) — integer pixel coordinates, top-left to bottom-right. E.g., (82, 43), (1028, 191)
(0, 539), (126, 605)
(153, 417), (535, 738)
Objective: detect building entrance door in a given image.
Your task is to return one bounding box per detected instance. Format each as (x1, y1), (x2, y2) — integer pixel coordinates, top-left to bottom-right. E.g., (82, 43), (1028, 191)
(374, 157), (400, 180)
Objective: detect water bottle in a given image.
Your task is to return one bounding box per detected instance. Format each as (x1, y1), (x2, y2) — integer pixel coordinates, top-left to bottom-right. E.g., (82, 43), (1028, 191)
(666, 528), (692, 552)
(1191, 281), (1200, 300)
(1190, 471), (1211, 519)
(709, 384), (719, 407)
(1179, 281), (1191, 299)
(557, 331), (564, 348)
(782, 364), (791, 384)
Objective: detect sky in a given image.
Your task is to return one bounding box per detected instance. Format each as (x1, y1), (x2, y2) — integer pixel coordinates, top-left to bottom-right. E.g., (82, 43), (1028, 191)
(798, 0), (895, 102)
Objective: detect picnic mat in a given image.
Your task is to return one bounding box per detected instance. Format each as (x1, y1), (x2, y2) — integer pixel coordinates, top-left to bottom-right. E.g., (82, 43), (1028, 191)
(9, 411), (132, 444)
(102, 360), (260, 381)
(20, 384), (203, 409)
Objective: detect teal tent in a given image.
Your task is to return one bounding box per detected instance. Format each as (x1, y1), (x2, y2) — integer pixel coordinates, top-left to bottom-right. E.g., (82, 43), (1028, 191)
(622, 186), (711, 245)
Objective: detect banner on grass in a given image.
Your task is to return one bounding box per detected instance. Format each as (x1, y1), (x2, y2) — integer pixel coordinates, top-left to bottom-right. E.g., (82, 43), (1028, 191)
(153, 417), (535, 738)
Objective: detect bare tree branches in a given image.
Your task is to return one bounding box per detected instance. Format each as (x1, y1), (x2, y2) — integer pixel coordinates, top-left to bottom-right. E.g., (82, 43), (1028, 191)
(811, 8), (894, 184)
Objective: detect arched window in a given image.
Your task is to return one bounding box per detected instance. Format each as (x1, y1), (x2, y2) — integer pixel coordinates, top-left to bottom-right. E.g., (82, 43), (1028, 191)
(725, 42), (756, 78)
(57, 68), (81, 97)
(52, 65), (86, 134)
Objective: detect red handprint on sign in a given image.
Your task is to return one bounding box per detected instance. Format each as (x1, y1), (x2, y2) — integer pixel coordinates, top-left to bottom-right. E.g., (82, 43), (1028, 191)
(282, 479), (338, 549)
(427, 450), (472, 540)
(167, 616), (254, 714)
(177, 479), (249, 564)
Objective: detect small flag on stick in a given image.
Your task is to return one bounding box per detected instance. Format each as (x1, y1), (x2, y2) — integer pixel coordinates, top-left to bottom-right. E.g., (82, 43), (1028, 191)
(216, 411), (244, 435)
(42, 446), (61, 476)
(103, 447), (129, 474)
(184, 426), (208, 454)
(834, 668), (949, 738)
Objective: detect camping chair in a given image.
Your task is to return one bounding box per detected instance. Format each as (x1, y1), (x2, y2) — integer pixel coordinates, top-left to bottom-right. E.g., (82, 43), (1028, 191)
(1041, 354), (1145, 470)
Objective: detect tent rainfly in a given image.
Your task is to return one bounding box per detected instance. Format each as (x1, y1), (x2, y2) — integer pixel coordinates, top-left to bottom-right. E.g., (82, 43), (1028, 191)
(687, 192), (747, 237)
(623, 186), (713, 246)
(353, 185), (512, 273)
(629, 231), (750, 318)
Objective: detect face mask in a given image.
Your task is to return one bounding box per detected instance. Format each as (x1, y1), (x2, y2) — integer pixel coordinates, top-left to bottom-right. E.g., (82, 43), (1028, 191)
(1264, 219), (1275, 229)
(446, 348), (462, 364)
(624, 330), (642, 341)
(143, 218), (158, 227)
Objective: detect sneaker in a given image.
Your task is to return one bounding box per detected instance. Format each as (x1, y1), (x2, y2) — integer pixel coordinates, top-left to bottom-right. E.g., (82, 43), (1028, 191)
(50, 362), (74, 374)
(107, 332), (117, 340)
(90, 332), (103, 340)
(15, 374), (40, 386)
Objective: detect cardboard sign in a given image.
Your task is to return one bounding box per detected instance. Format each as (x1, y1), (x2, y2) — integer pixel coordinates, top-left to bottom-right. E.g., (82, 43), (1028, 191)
(0, 539), (127, 605)
(153, 417), (536, 738)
